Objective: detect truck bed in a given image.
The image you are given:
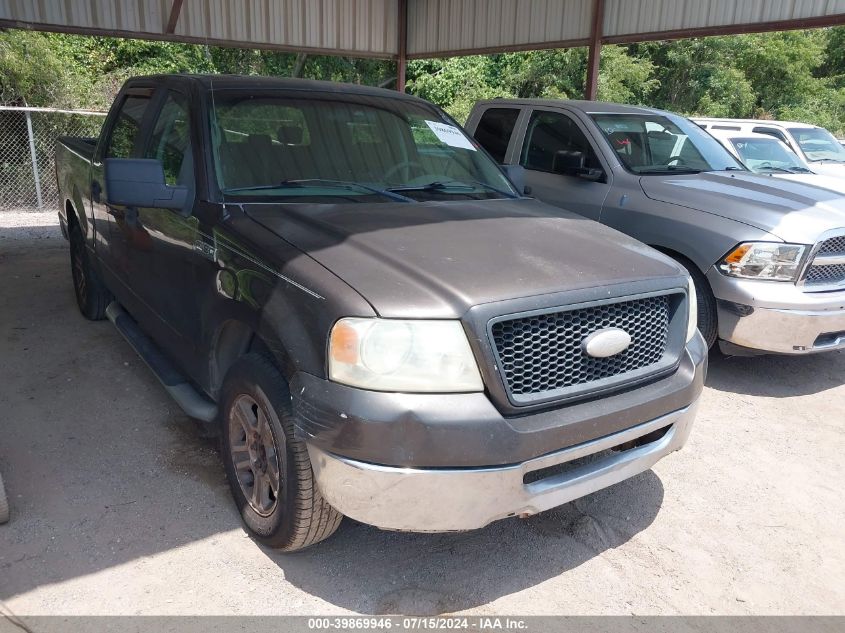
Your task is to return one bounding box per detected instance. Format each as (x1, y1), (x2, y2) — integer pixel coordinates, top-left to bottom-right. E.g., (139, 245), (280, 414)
(55, 136), (97, 238)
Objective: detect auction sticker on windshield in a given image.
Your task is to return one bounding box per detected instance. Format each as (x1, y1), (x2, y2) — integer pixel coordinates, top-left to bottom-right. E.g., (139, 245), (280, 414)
(425, 121), (477, 150)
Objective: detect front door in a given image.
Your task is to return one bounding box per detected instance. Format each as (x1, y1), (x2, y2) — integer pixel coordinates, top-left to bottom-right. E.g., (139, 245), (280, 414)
(519, 108), (612, 222)
(124, 88), (201, 368)
(90, 89), (154, 312)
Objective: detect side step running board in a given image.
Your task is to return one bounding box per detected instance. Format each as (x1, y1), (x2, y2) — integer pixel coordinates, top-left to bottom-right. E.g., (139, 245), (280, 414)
(106, 302), (218, 423)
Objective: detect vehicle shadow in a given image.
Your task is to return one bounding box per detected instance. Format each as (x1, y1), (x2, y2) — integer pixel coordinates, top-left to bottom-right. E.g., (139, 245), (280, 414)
(262, 469), (664, 615)
(705, 348), (845, 398)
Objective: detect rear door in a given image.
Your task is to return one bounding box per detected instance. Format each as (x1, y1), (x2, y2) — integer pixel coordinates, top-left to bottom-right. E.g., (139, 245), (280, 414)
(517, 108), (612, 221)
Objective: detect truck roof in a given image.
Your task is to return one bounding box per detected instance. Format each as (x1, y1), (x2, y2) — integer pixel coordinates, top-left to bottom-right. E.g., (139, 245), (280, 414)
(127, 73), (424, 103)
(473, 98), (675, 117)
(691, 117), (818, 129)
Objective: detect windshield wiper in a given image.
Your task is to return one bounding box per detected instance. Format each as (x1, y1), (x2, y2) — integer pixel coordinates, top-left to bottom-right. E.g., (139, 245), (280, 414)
(224, 179), (414, 203)
(810, 158), (845, 164)
(757, 166), (793, 173)
(637, 167), (702, 175)
(387, 180), (518, 198)
(723, 166), (745, 171)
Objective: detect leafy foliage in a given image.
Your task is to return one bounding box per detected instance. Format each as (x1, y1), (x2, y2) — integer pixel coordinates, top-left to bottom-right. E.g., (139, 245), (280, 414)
(1, 27), (843, 134)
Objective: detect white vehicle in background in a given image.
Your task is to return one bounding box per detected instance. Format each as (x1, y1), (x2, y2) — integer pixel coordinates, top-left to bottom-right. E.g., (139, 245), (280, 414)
(706, 130), (845, 194)
(692, 118), (845, 179)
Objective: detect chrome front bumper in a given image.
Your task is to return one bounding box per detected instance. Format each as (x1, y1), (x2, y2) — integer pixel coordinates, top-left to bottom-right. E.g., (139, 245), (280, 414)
(307, 401), (698, 532)
(708, 269), (845, 354)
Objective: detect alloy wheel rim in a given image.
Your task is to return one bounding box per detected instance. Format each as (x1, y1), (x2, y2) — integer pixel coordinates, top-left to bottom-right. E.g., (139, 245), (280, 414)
(229, 393), (281, 516)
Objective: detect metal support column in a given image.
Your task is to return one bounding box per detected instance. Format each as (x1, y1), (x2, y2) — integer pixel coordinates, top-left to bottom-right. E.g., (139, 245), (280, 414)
(25, 111), (43, 210)
(585, 0), (605, 100)
(397, 0), (408, 92)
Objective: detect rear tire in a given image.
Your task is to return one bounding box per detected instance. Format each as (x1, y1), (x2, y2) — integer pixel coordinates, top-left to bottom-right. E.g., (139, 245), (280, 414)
(69, 223), (111, 320)
(220, 354), (342, 551)
(672, 255), (718, 348)
(0, 472), (9, 524)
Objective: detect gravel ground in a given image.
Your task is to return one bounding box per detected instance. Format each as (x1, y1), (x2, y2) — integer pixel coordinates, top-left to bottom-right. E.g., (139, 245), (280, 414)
(0, 215), (843, 618)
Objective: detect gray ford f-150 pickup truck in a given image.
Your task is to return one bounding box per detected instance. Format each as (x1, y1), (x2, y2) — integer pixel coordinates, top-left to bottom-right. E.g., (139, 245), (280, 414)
(56, 75), (705, 551)
(466, 100), (845, 355)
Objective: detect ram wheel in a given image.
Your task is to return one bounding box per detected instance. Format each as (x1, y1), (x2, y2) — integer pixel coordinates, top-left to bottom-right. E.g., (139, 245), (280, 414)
(673, 255), (718, 348)
(220, 354), (342, 551)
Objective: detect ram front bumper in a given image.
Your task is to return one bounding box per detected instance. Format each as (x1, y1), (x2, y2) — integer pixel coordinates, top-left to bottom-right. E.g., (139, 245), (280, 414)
(708, 269), (845, 354)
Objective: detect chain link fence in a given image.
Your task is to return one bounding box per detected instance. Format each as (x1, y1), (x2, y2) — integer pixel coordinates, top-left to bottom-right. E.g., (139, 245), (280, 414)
(0, 106), (107, 213)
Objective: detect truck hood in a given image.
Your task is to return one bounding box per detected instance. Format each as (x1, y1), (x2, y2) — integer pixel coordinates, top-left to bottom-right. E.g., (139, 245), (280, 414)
(244, 198), (683, 318)
(765, 172), (845, 195)
(806, 161), (845, 179)
(639, 171), (845, 244)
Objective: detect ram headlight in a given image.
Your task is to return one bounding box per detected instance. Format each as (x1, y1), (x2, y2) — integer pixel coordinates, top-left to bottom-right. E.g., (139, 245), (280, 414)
(329, 318), (484, 392)
(719, 242), (806, 281)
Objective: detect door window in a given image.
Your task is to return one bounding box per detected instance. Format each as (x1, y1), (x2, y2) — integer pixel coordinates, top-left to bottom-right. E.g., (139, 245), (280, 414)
(105, 95), (151, 159)
(145, 92), (192, 186)
(520, 111), (601, 173)
(474, 108), (519, 163)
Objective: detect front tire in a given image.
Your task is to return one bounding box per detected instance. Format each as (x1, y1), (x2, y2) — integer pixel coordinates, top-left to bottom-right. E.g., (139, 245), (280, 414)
(220, 354), (342, 551)
(69, 223), (111, 320)
(0, 472), (8, 524)
(672, 255), (718, 348)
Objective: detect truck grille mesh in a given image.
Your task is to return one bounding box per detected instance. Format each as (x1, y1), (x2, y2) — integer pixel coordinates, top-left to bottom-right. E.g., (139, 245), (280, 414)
(805, 235), (845, 288)
(817, 236), (845, 255)
(805, 263), (845, 285)
(491, 296), (671, 400)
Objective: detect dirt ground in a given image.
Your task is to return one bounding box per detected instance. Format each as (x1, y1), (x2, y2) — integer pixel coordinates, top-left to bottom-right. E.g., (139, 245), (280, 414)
(1, 213), (843, 617)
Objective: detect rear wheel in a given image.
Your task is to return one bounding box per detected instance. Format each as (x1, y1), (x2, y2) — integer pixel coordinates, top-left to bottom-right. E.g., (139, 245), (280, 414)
(220, 354), (342, 551)
(69, 223), (111, 320)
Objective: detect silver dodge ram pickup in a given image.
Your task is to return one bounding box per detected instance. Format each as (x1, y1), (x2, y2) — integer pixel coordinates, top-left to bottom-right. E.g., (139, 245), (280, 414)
(467, 100), (845, 355)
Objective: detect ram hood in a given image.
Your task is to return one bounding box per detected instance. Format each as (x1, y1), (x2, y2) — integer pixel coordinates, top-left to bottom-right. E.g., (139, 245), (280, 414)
(244, 198), (684, 318)
(639, 171), (845, 244)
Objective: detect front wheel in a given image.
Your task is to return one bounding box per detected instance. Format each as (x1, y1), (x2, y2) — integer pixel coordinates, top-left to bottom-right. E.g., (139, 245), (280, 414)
(673, 255), (718, 348)
(220, 354), (342, 551)
(0, 472), (8, 524)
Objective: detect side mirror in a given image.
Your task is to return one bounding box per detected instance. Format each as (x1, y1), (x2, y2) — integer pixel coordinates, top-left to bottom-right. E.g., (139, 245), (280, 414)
(501, 164), (528, 195)
(105, 158), (189, 212)
(553, 150), (585, 175)
(552, 150), (604, 182)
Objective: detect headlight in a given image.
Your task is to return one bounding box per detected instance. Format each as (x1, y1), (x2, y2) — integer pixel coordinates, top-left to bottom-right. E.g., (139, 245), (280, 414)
(329, 318), (484, 392)
(718, 242), (806, 281)
(686, 278), (698, 342)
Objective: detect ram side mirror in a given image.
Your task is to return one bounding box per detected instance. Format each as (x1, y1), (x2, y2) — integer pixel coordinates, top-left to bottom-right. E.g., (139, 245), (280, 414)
(501, 164), (529, 195)
(105, 158), (189, 212)
(552, 150), (604, 182)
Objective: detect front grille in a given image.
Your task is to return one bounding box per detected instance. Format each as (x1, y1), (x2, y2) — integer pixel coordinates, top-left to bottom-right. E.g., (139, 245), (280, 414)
(491, 295), (673, 404)
(804, 235), (845, 289)
(817, 236), (845, 255)
(805, 263), (845, 286)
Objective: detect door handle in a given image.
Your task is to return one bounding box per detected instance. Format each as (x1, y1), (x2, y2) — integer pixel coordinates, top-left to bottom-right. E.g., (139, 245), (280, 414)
(91, 180), (102, 202)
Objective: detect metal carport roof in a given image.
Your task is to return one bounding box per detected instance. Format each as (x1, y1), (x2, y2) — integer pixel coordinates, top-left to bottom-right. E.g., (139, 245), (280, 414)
(2, 0), (845, 96)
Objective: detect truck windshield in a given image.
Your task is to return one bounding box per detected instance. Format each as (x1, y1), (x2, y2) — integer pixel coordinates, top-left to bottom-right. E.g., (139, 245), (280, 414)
(729, 137), (812, 173)
(788, 127), (845, 163)
(590, 113), (745, 174)
(210, 91), (517, 202)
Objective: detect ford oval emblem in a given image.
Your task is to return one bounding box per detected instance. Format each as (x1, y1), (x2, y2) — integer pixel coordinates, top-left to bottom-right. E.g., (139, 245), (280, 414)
(581, 328), (632, 358)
